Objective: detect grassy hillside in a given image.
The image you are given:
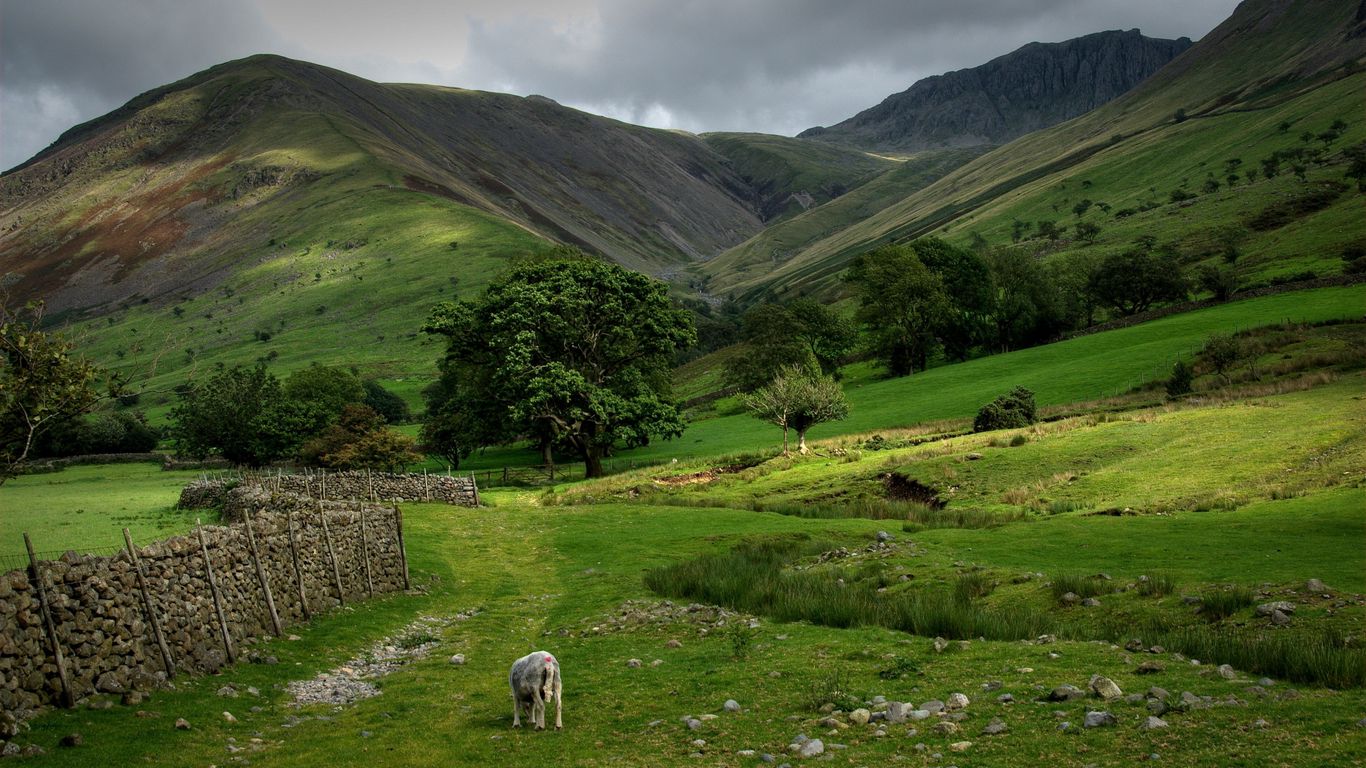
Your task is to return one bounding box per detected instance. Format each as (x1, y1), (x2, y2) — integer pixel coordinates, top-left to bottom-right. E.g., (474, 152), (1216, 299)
(700, 133), (896, 223)
(607, 284), (1365, 464)
(691, 148), (985, 301)
(697, 0), (1366, 299)
(0, 54), (766, 320)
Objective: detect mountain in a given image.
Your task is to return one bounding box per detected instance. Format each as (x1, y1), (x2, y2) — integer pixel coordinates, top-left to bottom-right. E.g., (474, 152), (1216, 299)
(699, 0), (1366, 301)
(799, 29), (1192, 152)
(0, 54), (775, 318)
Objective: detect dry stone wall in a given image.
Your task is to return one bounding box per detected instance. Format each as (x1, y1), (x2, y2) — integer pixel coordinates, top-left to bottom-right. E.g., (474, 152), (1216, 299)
(0, 487), (408, 735)
(180, 470), (479, 508)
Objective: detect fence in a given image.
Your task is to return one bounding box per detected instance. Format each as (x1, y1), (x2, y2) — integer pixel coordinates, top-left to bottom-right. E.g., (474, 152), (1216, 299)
(0, 486), (410, 729)
(181, 468), (479, 507)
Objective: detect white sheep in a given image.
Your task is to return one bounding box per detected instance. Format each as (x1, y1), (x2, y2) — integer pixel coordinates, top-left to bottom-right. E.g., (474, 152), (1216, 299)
(509, 650), (562, 730)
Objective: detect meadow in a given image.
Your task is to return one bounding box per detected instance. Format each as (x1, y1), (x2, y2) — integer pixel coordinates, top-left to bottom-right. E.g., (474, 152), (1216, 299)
(3, 358), (1363, 765)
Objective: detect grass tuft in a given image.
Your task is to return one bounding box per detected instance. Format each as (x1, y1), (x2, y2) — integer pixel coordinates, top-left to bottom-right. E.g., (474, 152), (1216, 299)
(1199, 586), (1256, 620)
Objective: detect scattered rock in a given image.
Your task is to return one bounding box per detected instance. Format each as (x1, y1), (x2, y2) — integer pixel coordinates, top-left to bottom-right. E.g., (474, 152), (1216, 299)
(1147, 686), (1170, 701)
(997, 694), (1014, 704)
(1147, 699), (1169, 716)
(691, 738), (706, 748)
(1083, 711), (1116, 728)
(922, 699), (945, 714)
(175, 718), (191, 730)
(946, 693), (970, 710)
(931, 721), (961, 736)
(908, 710), (932, 721)
(1142, 716), (1168, 730)
(982, 718), (1008, 735)
(685, 718), (702, 731)
(1256, 601), (1295, 617)
(626, 659), (642, 668)
(652, 659), (663, 667)
(1136, 661), (1165, 675)
(966, 452), (984, 461)
(949, 740), (973, 752)
(876, 531), (892, 543)
(1081, 597), (1102, 607)
(798, 738), (824, 758)
(1270, 609), (1292, 626)
(1089, 675), (1122, 700)
(59, 733), (83, 747)
(933, 637), (951, 653)
(1258, 678), (1275, 687)
(885, 702), (913, 723)
(222, 711), (237, 724)
(1057, 721), (1073, 732)
(665, 639), (683, 648)
(849, 709), (871, 726)
(449, 654), (466, 665)
(1060, 592), (1080, 606)
(724, 700), (741, 713)
(1046, 685), (1085, 702)
(1252, 719), (1269, 729)
(217, 685), (239, 698)
(1305, 579), (1327, 593)
(1217, 665), (1237, 680)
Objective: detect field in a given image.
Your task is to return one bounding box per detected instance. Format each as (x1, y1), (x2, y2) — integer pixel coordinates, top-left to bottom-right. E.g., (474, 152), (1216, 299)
(4, 357), (1363, 765)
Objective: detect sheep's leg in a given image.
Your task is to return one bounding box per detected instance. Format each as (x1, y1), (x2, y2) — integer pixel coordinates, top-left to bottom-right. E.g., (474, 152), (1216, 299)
(553, 675), (563, 730)
(533, 690), (545, 730)
(512, 696), (522, 728)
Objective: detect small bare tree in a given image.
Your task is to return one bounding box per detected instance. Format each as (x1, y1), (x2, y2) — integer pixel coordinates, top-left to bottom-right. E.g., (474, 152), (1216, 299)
(744, 366), (850, 455)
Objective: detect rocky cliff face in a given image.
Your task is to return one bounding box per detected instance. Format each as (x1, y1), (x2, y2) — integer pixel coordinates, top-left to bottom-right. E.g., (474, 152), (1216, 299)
(801, 29), (1191, 152)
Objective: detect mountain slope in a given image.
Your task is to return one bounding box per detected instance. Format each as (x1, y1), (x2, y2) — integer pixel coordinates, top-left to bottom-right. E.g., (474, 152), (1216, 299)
(0, 54), (766, 318)
(699, 133), (897, 223)
(702, 0), (1366, 300)
(799, 29), (1191, 152)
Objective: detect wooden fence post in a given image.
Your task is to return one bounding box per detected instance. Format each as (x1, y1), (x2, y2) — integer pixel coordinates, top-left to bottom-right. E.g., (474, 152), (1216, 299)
(122, 528), (176, 679)
(358, 507), (374, 598)
(23, 533), (74, 708)
(367, 469), (375, 503)
(195, 520), (235, 664)
(469, 473), (480, 507)
(423, 468), (431, 501)
(243, 511), (283, 637)
(394, 505), (410, 590)
(287, 511), (310, 619)
(319, 508), (345, 606)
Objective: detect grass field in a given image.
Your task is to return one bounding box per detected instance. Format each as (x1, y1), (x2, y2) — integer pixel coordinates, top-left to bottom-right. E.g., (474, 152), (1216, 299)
(5, 364), (1364, 765)
(607, 284), (1366, 465)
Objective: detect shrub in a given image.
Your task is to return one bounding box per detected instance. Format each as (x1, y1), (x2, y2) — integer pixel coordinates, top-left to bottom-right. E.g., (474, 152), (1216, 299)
(974, 387), (1037, 432)
(1009, 434), (1028, 447)
(1166, 360), (1194, 398)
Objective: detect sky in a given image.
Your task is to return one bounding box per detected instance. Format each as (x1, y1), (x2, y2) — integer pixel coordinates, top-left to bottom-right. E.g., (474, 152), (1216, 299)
(1, 0), (1239, 171)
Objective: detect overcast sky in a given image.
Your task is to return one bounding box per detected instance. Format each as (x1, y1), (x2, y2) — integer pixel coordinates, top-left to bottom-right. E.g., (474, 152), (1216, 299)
(1, 0), (1238, 171)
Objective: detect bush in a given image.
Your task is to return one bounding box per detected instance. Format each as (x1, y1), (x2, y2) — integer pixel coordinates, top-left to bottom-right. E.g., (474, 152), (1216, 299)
(33, 412), (159, 457)
(973, 387), (1037, 432)
(1166, 360), (1194, 398)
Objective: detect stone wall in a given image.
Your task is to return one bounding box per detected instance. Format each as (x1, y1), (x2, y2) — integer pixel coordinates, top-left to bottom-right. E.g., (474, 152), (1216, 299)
(179, 470), (479, 509)
(0, 488), (408, 734)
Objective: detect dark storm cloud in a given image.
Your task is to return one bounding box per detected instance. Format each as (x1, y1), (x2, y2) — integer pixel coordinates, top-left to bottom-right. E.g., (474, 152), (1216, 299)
(1, 0), (282, 170)
(462, 0), (1236, 135)
(0, 0), (1237, 171)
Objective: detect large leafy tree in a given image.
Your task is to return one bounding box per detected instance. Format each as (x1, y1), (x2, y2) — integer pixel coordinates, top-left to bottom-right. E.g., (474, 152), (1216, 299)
(724, 299), (856, 392)
(910, 238), (994, 361)
(744, 366), (850, 455)
(423, 256), (695, 478)
(169, 364), (299, 467)
(1, 300), (111, 485)
(282, 364), (366, 435)
(1088, 245), (1187, 316)
(845, 245), (953, 376)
